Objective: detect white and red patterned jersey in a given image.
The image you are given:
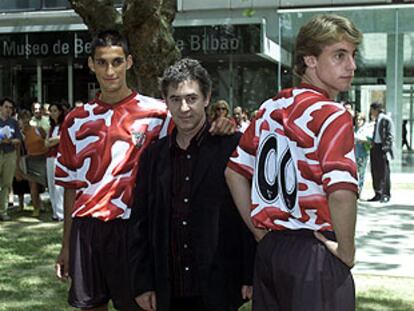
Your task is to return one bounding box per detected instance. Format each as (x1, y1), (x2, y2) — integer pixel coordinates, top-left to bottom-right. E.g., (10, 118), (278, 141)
(55, 91), (172, 221)
(228, 83), (358, 231)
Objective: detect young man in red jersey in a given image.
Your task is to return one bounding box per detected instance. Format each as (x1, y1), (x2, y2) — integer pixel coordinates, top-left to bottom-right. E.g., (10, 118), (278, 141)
(225, 14), (362, 310)
(55, 30), (233, 311)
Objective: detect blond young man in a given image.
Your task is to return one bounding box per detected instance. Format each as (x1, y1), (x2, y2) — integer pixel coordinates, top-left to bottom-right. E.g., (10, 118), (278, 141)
(225, 14), (362, 310)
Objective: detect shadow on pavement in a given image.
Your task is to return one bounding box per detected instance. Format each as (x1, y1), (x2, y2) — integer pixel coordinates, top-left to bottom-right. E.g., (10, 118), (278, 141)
(355, 202), (414, 276)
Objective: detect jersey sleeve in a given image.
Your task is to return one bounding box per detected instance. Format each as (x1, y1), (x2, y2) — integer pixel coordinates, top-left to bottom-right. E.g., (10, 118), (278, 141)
(318, 108), (358, 194)
(55, 113), (85, 189)
(227, 117), (258, 180)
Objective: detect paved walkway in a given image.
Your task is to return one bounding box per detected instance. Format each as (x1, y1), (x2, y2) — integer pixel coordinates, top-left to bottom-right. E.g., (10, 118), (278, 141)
(353, 172), (414, 277)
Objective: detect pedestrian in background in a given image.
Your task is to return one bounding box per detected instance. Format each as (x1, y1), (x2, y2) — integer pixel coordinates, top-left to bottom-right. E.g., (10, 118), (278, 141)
(210, 99), (230, 122)
(0, 97), (22, 221)
(368, 102), (394, 203)
(45, 102), (65, 221)
(18, 109), (48, 217)
(30, 101), (50, 134)
(354, 111), (374, 193)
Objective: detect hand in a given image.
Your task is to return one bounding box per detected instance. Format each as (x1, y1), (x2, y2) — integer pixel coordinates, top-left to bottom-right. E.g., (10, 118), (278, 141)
(55, 246), (70, 280)
(210, 117), (235, 136)
(241, 285), (253, 300)
(135, 291), (157, 311)
(15, 169), (24, 181)
(10, 139), (20, 146)
(314, 231), (355, 268)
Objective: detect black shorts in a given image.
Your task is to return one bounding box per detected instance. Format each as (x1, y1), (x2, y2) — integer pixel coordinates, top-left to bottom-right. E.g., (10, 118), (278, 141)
(253, 229), (355, 311)
(69, 217), (139, 310)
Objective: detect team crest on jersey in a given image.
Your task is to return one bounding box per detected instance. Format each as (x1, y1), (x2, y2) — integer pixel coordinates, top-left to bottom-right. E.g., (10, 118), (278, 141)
(131, 131), (146, 148)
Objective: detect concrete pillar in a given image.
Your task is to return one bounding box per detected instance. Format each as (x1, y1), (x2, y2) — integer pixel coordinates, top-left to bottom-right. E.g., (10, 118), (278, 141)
(386, 22), (403, 172)
(36, 59), (42, 103)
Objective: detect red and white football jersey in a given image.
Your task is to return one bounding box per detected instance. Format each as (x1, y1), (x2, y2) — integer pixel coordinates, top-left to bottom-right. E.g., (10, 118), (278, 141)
(55, 91), (171, 221)
(228, 84), (358, 231)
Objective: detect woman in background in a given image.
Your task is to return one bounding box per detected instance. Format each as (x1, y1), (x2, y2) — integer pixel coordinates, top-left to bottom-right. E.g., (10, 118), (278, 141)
(354, 112), (374, 193)
(18, 110), (48, 217)
(210, 99), (230, 122)
(45, 103), (65, 221)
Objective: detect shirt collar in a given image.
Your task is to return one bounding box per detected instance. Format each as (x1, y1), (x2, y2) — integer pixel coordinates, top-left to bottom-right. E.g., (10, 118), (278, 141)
(169, 121), (210, 150)
(299, 83), (331, 99)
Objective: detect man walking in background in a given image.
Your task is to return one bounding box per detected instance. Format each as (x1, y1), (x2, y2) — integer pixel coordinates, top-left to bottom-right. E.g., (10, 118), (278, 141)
(369, 102), (394, 203)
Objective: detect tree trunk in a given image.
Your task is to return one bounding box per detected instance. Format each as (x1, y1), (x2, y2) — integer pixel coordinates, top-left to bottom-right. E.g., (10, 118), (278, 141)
(69, 0), (180, 97)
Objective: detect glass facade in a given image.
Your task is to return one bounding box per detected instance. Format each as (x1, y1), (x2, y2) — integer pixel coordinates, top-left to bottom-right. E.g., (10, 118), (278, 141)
(0, 0), (122, 11)
(277, 7), (414, 171)
(175, 24), (277, 112)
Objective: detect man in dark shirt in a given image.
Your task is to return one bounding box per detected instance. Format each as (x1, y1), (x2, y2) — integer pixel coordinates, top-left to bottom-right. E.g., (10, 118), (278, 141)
(128, 58), (255, 311)
(369, 102), (395, 203)
(0, 97), (22, 221)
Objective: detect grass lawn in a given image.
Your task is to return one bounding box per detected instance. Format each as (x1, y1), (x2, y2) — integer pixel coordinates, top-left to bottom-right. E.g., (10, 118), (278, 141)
(1, 209), (413, 311)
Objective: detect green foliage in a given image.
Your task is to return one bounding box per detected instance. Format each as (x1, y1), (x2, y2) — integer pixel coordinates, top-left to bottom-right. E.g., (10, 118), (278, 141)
(242, 9), (256, 17)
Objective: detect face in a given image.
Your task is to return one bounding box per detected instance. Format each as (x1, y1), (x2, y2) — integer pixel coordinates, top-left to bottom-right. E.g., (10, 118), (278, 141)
(88, 46), (133, 97)
(166, 80), (209, 133)
(356, 115), (365, 128)
(32, 102), (42, 119)
(304, 40), (357, 99)
(233, 107), (242, 123)
(18, 115), (30, 128)
(215, 105), (228, 117)
(1, 101), (14, 118)
(49, 105), (62, 122)
(370, 107), (379, 120)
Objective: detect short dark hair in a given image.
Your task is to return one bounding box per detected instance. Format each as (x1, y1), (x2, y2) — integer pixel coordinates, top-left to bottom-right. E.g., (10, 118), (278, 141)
(160, 58), (212, 100)
(370, 102), (384, 112)
(0, 97), (15, 107)
(91, 29), (129, 59)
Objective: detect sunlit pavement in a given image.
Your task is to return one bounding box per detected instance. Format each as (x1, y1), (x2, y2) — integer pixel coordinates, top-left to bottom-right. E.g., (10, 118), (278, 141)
(354, 173), (414, 277)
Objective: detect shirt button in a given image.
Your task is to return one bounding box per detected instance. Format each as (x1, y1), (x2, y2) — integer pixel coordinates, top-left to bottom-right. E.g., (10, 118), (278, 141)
(186, 154), (191, 160)
(183, 198), (189, 203)
(185, 266), (190, 271)
(185, 176), (190, 182)
(182, 220), (187, 226)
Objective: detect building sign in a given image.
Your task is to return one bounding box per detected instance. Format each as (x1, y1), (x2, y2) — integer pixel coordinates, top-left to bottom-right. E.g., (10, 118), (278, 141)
(0, 24), (261, 59)
(0, 32), (92, 59)
(174, 24), (261, 56)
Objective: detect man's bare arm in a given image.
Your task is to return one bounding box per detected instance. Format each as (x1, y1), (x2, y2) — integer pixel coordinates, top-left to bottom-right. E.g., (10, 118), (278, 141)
(314, 189), (357, 268)
(56, 188), (75, 279)
(225, 167), (267, 241)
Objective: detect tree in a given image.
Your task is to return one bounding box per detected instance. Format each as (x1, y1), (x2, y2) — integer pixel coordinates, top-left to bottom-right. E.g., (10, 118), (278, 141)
(68, 0), (180, 97)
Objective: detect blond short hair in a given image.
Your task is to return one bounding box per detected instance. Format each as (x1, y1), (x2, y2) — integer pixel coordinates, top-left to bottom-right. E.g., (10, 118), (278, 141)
(294, 14), (362, 76)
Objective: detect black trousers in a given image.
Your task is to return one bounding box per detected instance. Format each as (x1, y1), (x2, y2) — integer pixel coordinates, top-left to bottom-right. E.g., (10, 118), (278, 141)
(253, 230), (355, 311)
(370, 143), (391, 198)
(170, 296), (207, 311)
